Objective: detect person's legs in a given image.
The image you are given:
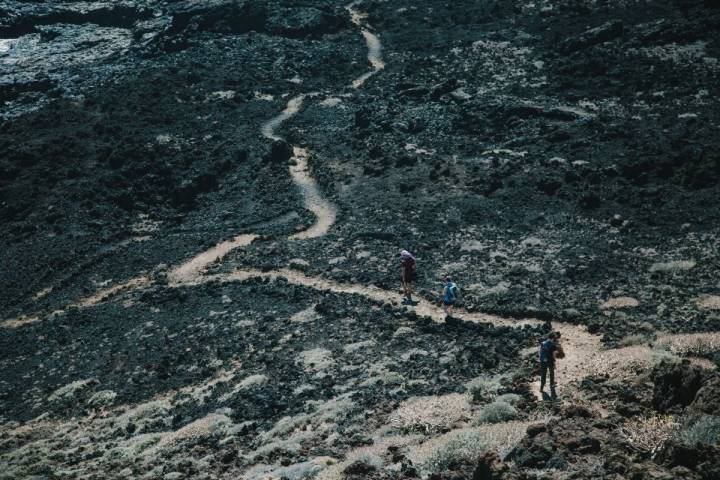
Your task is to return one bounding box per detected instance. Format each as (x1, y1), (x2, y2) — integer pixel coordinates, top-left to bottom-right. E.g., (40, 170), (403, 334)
(549, 363), (557, 398)
(539, 362), (548, 392)
(447, 303), (454, 316)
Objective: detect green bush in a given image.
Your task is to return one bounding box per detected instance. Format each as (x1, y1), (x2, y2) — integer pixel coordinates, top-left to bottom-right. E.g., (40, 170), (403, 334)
(676, 415), (720, 446)
(477, 401), (518, 424)
(425, 430), (488, 472)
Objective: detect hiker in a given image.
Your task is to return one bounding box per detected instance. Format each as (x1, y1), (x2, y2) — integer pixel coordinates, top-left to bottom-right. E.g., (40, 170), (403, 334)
(539, 331), (564, 399)
(399, 249), (416, 304)
(440, 276), (458, 317)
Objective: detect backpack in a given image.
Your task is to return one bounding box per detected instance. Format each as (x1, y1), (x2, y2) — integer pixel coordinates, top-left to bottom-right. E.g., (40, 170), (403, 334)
(447, 282), (459, 301)
(539, 340), (556, 362)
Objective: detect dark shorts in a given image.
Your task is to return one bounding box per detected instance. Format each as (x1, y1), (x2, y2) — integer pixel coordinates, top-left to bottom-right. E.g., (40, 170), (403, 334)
(402, 270), (413, 283)
(443, 299), (454, 306)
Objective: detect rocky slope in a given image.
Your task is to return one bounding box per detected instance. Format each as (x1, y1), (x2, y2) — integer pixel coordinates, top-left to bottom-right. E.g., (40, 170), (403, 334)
(1, 0), (720, 479)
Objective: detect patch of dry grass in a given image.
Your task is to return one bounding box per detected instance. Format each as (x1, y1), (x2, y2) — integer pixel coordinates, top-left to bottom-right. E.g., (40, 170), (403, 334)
(389, 394), (471, 434)
(695, 295), (720, 310)
(600, 297), (639, 309)
(656, 332), (720, 357)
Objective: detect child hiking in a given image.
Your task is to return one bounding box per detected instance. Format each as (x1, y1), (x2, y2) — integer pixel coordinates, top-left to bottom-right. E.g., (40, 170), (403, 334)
(440, 276), (459, 317)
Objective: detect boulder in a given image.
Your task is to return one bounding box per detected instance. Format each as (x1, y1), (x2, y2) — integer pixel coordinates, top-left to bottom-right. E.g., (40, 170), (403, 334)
(652, 360), (704, 412)
(473, 451), (508, 480)
(511, 432), (555, 468)
(689, 375), (720, 415)
(266, 139), (293, 163)
(343, 459), (377, 475)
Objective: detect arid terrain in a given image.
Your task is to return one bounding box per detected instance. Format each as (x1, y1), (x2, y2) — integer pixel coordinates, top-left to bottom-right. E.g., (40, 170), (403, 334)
(1, 1), (720, 479)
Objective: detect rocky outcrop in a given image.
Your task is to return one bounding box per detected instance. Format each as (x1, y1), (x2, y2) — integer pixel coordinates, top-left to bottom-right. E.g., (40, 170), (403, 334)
(689, 375), (720, 415)
(651, 360), (704, 412)
(0, 3), (153, 37)
(166, 0), (267, 36)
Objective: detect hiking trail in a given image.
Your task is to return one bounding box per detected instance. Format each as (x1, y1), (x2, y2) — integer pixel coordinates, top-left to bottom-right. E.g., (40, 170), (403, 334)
(3, 3), (717, 466)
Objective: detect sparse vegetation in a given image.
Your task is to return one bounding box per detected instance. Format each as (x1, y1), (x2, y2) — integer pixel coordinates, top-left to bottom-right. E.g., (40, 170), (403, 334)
(476, 401), (518, 424)
(657, 333), (720, 357)
(390, 394), (471, 434)
(675, 415), (720, 447)
(495, 393), (522, 405)
(618, 415), (679, 457)
(466, 374), (506, 403)
(424, 429), (489, 473)
(618, 334), (651, 347)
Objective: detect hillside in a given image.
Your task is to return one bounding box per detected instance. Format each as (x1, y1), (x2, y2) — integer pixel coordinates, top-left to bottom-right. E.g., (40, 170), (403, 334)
(1, 1), (720, 479)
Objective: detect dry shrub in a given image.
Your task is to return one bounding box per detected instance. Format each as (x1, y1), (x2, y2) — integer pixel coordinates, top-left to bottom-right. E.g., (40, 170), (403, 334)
(618, 415), (679, 457)
(657, 333), (720, 357)
(424, 429), (488, 472)
(389, 394), (470, 434)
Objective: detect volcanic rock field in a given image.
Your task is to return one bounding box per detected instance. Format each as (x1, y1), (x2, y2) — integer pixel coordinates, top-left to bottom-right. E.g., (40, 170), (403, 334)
(1, 1), (720, 479)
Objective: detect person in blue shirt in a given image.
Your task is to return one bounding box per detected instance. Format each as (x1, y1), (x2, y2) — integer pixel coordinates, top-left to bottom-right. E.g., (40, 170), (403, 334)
(440, 276), (458, 317)
(539, 331), (564, 399)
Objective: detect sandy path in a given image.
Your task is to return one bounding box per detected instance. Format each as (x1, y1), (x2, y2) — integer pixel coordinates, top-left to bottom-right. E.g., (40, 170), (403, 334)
(347, 1), (385, 88)
(287, 148), (338, 240)
(4, 0), (714, 417)
(260, 94), (306, 141)
(193, 266), (604, 399)
(167, 234), (257, 285)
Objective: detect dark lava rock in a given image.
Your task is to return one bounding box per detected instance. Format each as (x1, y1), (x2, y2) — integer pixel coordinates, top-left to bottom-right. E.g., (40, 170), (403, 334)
(587, 321), (601, 334)
(561, 20), (624, 53)
(511, 432), (555, 468)
(563, 405), (592, 418)
(266, 139), (293, 163)
(265, 6), (347, 38)
(168, 0), (267, 36)
(561, 433), (601, 454)
(343, 459), (377, 475)
(656, 441), (711, 470)
(354, 108), (372, 129)
(652, 360), (704, 412)
(218, 449), (236, 464)
(689, 375), (720, 415)
(473, 451), (508, 480)
(526, 423), (547, 437)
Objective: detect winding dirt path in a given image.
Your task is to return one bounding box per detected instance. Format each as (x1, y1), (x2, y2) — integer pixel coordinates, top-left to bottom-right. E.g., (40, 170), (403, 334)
(260, 94), (306, 142)
(196, 266), (601, 399)
(2, 1), (713, 414)
(260, 96), (337, 241)
(347, 1), (385, 88)
(287, 147), (337, 240)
